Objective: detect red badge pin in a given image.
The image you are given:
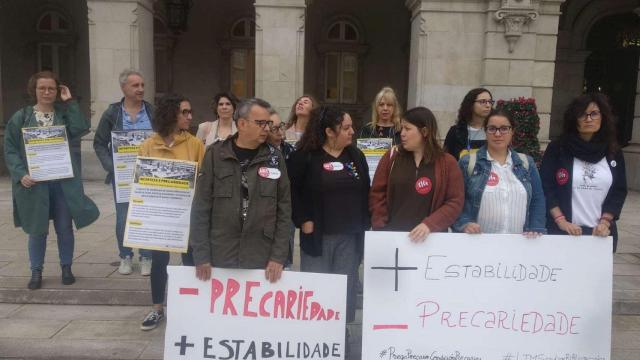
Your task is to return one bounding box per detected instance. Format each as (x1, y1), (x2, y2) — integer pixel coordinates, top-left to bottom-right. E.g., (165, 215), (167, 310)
(258, 167), (270, 178)
(556, 168), (569, 185)
(415, 177), (432, 195)
(487, 171), (499, 186)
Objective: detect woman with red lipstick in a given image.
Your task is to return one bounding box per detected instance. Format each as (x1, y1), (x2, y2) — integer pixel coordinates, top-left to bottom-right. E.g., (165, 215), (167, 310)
(289, 106), (370, 325)
(358, 87), (402, 145)
(285, 94), (318, 143)
(540, 93), (627, 251)
(369, 107), (464, 241)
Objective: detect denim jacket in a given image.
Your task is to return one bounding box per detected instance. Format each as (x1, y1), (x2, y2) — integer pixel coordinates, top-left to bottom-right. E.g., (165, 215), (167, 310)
(453, 146), (547, 233)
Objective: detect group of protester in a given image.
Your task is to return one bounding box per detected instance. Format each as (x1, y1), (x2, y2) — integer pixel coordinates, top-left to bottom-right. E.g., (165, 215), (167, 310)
(4, 70), (628, 335)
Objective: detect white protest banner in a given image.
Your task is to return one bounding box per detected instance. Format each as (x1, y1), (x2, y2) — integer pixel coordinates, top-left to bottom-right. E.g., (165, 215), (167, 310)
(22, 126), (74, 181)
(363, 232), (612, 360)
(111, 130), (153, 203)
(123, 157), (197, 253)
(165, 266), (347, 360)
(356, 138), (392, 182)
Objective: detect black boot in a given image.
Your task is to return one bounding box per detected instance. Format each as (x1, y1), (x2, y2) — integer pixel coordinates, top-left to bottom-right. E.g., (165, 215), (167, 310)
(28, 270), (42, 290)
(61, 264), (75, 285)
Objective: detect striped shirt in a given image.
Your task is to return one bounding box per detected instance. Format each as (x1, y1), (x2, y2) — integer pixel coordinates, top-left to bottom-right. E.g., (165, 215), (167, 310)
(477, 151), (528, 234)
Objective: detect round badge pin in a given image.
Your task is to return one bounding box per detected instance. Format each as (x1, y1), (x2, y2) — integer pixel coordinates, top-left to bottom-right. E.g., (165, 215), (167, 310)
(415, 177), (432, 195)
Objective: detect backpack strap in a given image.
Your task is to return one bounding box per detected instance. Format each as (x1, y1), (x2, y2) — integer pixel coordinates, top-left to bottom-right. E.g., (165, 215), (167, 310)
(467, 151), (477, 177)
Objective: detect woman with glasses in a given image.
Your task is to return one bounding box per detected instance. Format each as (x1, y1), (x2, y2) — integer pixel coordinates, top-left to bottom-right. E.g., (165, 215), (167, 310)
(454, 109), (546, 236)
(4, 71), (99, 290)
(285, 95), (318, 143)
(138, 94), (205, 331)
(444, 88), (494, 160)
(358, 87), (402, 145)
(196, 92), (238, 146)
(540, 93), (627, 251)
(289, 106), (370, 327)
(370, 107), (464, 240)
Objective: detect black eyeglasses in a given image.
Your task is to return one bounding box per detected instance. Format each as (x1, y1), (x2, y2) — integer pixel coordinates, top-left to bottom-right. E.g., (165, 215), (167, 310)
(578, 110), (601, 121)
(269, 124), (285, 133)
(486, 125), (512, 134)
(474, 99), (495, 106)
(253, 119), (274, 128)
(181, 109), (193, 116)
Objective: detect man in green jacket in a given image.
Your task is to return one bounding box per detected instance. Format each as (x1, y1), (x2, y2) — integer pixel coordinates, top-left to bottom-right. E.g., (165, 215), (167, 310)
(190, 98), (292, 283)
(92, 69), (153, 276)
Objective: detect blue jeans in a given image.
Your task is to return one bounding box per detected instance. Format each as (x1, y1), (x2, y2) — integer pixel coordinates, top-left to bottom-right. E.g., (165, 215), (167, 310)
(113, 184), (151, 260)
(28, 182), (74, 271)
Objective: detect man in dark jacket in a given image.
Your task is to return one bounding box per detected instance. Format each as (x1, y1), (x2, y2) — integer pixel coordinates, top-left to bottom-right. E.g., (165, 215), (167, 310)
(92, 69), (153, 276)
(190, 98), (292, 283)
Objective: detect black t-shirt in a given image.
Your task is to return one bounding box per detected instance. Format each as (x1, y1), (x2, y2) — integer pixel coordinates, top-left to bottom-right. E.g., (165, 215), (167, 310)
(320, 149), (365, 234)
(232, 141), (259, 224)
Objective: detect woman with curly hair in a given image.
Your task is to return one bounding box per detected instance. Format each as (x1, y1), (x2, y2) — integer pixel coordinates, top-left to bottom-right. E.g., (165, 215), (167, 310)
(138, 94), (205, 331)
(284, 94), (318, 143)
(444, 88), (494, 160)
(540, 93), (627, 251)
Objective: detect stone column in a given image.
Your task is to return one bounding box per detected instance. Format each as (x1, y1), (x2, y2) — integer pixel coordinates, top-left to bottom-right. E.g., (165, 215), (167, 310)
(254, 0), (306, 117)
(623, 58), (640, 190)
(483, 0), (564, 145)
(84, 0), (155, 179)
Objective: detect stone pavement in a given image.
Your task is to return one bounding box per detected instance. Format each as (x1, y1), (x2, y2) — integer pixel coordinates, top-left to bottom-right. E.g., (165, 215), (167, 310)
(0, 177), (639, 359)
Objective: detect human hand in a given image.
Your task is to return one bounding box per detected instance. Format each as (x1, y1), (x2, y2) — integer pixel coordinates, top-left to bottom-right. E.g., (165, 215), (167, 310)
(59, 85), (72, 101)
(195, 263), (211, 281)
(265, 261), (283, 283)
(20, 175), (37, 188)
(463, 223), (481, 234)
(592, 221), (610, 237)
(523, 231), (542, 238)
(409, 223), (431, 243)
(557, 219), (582, 236)
(301, 221), (314, 234)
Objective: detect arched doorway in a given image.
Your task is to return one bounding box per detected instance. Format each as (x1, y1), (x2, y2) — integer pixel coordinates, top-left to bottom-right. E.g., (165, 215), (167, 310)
(583, 12), (640, 146)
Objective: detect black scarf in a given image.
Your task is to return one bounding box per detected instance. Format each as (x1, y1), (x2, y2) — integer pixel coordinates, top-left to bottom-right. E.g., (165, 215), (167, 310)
(564, 133), (608, 163)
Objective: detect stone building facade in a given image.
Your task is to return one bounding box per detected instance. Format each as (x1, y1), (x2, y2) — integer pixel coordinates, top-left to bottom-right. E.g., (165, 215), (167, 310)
(1, 0), (639, 189)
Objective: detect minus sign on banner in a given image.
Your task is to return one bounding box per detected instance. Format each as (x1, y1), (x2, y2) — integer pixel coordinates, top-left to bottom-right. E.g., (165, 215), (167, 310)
(179, 288), (199, 295)
(373, 324), (409, 330)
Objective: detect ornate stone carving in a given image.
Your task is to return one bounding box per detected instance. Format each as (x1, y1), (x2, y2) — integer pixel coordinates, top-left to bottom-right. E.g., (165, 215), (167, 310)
(495, 0), (539, 53)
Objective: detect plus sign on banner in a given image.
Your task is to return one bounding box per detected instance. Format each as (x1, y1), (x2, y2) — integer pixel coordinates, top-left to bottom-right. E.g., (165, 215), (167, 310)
(165, 267), (347, 359)
(362, 232), (612, 360)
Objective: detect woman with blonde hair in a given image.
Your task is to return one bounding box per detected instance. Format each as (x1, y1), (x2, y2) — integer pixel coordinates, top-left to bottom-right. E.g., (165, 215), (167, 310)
(358, 86), (402, 145)
(285, 94), (318, 143)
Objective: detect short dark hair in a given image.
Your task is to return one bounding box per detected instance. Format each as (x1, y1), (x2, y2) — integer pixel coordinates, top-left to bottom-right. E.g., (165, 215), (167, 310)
(456, 88), (492, 126)
(483, 108), (515, 129)
(562, 93), (618, 155)
(297, 106), (345, 152)
(27, 71), (59, 102)
(153, 94), (189, 137)
(398, 106), (443, 164)
(211, 92), (239, 117)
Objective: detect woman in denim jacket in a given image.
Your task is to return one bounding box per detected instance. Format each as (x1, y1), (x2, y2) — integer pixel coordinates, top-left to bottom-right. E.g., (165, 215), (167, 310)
(453, 109), (546, 235)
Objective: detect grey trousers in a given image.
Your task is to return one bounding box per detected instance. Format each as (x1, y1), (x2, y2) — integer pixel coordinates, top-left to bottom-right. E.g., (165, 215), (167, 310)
(300, 233), (359, 323)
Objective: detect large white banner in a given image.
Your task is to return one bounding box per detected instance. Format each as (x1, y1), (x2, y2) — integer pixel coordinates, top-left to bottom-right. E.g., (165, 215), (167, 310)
(123, 157), (197, 253)
(363, 232), (612, 360)
(22, 126), (74, 181)
(111, 130), (153, 203)
(165, 266), (347, 360)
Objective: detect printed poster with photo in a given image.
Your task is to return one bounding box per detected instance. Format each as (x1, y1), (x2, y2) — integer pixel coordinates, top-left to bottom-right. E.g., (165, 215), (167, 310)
(22, 126), (74, 181)
(123, 156), (198, 253)
(356, 138), (393, 182)
(111, 130), (153, 203)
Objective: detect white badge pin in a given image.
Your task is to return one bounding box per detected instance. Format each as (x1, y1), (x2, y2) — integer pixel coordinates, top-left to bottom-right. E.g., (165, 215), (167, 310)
(258, 167), (281, 179)
(323, 162), (344, 171)
(610, 160), (617, 168)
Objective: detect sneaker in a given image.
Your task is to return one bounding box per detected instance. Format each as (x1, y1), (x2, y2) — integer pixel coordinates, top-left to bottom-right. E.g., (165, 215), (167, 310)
(141, 309), (164, 331)
(118, 256), (133, 275)
(140, 257), (152, 276)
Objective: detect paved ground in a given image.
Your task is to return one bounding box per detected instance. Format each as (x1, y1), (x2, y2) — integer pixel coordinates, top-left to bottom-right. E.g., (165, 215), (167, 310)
(0, 177), (639, 359)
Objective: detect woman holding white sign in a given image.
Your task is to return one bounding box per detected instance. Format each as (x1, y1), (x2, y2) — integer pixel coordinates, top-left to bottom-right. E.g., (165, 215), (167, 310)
(4, 71), (99, 290)
(369, 107), (464, 240)
(289, 106), (371, 326)
(453, 109), (547, 236)
(540, 94), (627, 251)
(138, 94), (205, 331)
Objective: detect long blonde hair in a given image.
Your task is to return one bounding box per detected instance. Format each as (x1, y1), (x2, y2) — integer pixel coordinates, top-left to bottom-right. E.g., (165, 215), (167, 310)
(371, 87), (402, 130)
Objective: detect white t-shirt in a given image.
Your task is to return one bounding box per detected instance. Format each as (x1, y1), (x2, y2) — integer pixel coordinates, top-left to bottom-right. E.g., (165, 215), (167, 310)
(477, 151), (528, 233)
(571, 157), (612, 227)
